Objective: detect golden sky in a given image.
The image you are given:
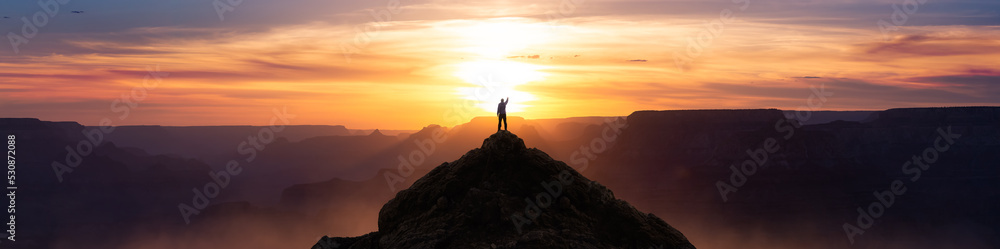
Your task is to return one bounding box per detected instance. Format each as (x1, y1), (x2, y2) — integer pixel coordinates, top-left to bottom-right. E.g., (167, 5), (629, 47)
(1, 0), (998, 129)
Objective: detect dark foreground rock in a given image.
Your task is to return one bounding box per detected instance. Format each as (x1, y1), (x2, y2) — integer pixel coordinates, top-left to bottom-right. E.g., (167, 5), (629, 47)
(312, 131), (695, 249)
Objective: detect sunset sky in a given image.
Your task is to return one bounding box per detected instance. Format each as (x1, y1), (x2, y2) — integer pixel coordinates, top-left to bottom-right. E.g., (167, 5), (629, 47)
(1, 0), (998, 129)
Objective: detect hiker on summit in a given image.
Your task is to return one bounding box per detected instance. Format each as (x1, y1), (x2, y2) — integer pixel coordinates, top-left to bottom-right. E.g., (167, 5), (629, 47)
(497, 97), (509, 132)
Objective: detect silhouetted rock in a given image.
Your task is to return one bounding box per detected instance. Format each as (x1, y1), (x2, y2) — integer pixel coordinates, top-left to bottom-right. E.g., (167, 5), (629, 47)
(586, 107), (1000, 248)
(0, 118), (217, 248)
(312, 131), (695, 249)
(781, 110), (876, 125)
(870, 106), (1000, 126)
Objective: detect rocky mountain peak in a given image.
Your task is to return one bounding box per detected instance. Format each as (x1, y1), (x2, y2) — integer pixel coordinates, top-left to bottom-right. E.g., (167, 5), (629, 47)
(312, 131), (695, 249)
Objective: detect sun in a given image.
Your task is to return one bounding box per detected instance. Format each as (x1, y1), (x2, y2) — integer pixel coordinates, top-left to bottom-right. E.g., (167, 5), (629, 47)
(453, 60), (547, 113)
(445, 18), (554, 114)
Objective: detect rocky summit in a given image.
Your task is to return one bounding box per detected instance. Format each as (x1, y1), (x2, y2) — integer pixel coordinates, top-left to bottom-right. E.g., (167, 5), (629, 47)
(311, 131), (695, 249)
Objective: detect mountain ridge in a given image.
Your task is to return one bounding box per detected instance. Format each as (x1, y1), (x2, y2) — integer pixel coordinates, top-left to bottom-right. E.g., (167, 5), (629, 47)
(312, 131), (696, 249)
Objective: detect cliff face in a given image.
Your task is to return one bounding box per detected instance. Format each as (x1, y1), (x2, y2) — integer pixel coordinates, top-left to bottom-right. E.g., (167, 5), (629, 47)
(586, 107), (1000, 248)
(0, 118), (216, 248)
(312, 131), (696, 249)
(871, 107), (1000, 126)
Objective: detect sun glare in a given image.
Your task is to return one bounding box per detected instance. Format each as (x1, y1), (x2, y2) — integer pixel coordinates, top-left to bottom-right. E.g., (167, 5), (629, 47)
(449, 18), (554, 58)
(453, 60), (546, 113)
(447, 18), (554, 115)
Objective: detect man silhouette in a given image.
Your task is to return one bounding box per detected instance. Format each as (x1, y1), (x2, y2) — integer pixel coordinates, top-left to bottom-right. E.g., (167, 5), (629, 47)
(497, 97), (509, 132)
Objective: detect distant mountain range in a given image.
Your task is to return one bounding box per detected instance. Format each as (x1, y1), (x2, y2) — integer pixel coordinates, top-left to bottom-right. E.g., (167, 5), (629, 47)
(1, 107), (997, 249)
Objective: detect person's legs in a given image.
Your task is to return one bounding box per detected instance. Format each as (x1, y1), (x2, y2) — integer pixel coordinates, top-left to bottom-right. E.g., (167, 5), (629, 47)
(502, 114), (507, 131)
(498, 114), (503, 131)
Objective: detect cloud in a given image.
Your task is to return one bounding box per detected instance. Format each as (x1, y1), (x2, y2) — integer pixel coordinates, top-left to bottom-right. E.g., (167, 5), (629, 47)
(908, 74), (1000, 86)
(507, 55), (540, 59)
(859, 34), (1000, 57)
(1, 0), (999, 128)
(905, 73), (1000, 96)
(0, 72), (109, 81)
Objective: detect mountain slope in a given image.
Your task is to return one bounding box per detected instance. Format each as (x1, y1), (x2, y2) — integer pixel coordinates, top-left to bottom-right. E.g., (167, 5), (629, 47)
(312, 131), (695, 249)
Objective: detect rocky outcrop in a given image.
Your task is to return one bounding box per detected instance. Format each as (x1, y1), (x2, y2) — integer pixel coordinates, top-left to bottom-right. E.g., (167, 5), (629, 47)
(585, 107), (1000, 248)
(312, 131), (696, 249)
